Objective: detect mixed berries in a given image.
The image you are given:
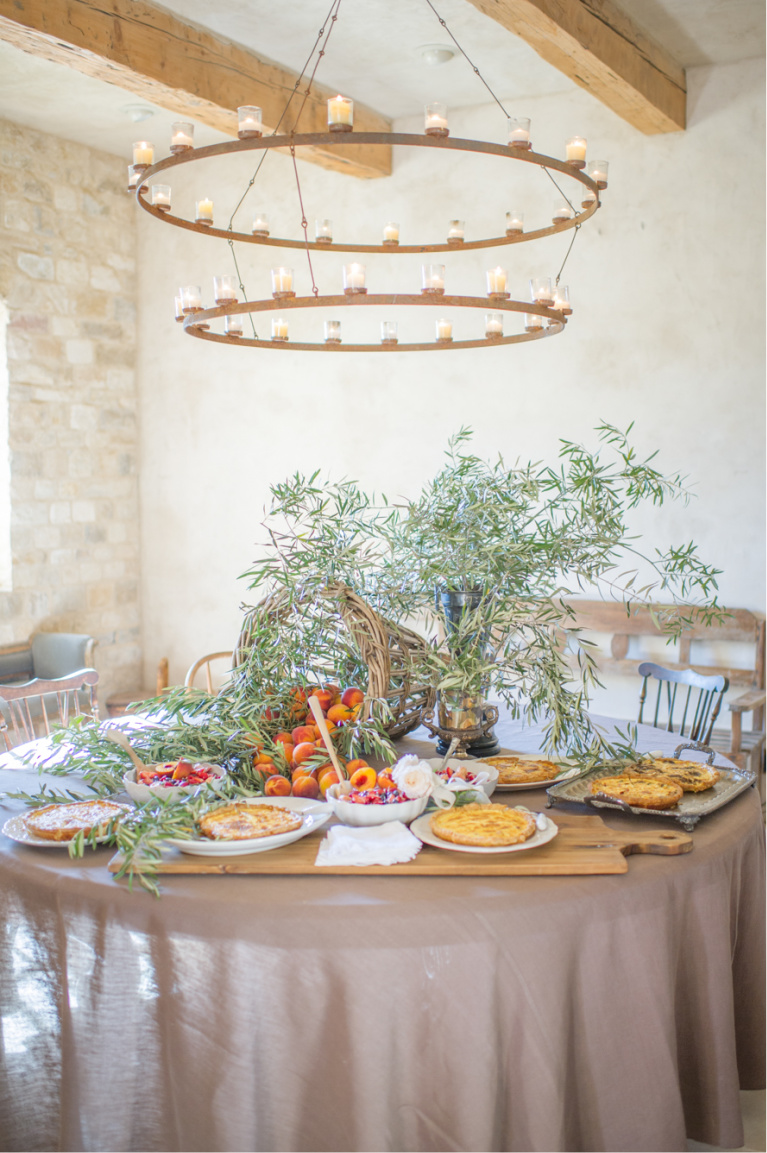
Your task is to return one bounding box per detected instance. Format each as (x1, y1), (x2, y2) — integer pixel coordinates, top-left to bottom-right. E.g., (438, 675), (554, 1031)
(137, 760), (217, 788)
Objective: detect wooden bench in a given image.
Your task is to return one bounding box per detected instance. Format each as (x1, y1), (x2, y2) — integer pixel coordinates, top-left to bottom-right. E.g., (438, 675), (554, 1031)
(562, 601), (765, 777)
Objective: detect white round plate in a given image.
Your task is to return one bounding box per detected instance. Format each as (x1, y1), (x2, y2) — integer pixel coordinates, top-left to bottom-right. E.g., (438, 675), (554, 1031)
(409, 810), (559, 854)
(472, 753), (581, 791)
(165, 796), (330, 856)
(2, 806), (129, 848)
(427, 757), (498, 797)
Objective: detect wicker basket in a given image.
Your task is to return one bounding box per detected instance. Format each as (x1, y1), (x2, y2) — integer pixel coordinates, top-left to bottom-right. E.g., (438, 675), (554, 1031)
(236, 582), (434, 739)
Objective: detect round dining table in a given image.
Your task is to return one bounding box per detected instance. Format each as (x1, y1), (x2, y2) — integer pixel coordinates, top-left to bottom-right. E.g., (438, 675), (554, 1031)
(0, 716), (763, 1153)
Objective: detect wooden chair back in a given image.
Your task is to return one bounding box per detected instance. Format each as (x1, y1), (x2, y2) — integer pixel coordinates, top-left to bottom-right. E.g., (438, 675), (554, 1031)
(637, 662), (729, 745)
(0, 669), (100, 751)
(184, 652), (234, 693)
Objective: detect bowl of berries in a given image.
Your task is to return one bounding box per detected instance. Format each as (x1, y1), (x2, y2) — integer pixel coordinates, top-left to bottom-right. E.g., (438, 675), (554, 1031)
(123, 759), (226, 803)
(326, 757), (434, 826)
(428, 757), (498, 798)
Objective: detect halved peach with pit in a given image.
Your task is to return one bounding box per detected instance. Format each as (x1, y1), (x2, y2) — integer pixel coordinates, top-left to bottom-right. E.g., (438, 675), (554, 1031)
(350, 766), (377, 791)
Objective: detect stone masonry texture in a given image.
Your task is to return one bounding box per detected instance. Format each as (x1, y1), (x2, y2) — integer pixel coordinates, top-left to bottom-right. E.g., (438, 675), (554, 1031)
(0, 118), (141, 704)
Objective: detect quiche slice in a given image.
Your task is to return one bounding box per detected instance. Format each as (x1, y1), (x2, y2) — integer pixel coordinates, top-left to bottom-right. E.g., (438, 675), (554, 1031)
(198, 803), (302, 841)
(430, 802), (537, 846)
(591, 774), (684, 810)
(24, 799), (126, 842)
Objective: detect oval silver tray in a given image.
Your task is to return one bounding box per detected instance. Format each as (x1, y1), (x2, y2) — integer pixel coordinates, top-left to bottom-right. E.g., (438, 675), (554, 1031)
(545, 742), (756, 832)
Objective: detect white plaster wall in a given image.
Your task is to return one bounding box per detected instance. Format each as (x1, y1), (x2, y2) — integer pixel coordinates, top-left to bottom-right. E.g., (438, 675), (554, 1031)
(137, 59), (765, 719)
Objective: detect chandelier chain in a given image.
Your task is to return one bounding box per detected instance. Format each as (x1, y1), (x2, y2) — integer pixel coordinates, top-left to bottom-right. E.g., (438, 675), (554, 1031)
(290, 0), (343, 134)
(423, 0), (510, 118)
(554, 223), (580, 286)
(290, 143), (320, 296)
(227, 238), (258, 338)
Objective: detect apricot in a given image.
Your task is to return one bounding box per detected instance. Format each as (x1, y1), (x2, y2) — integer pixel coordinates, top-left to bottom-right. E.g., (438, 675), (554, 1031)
(345, 758), (370, 774)
(293, 774), (320, 800)
(341, 687), (365, 708)
(264, 774), (291, 797)
(350, 766), (377, 791)
(319, 770), (340, 795)
(327, 703), (353, 725)
(293, 741), (319, 766)
(291, 725), (316, 746)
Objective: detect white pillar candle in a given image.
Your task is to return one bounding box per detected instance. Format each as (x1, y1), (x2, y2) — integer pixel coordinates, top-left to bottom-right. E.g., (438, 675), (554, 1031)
(195, 198), (214, 224)
(383, 222), (399, 243)
(328, 96), (353, 130)
(486, 267), (508, 295)
(343, 263), (366, 292)
(565, 136), (587, 166)
(447, 220), (464, 242)
(421, 264), (445, 292)
(425, 103), (449, 136)
(132, 141), (154, 167)
(238, 106), (263, 138)
(485, 313), (503, 337)
(170, 122), (194, 152)
(436, 319), (452, 341)
(225, 314), (243, 337)
(325, 320), (342, 343)
(271, 318), (289, 341)
(180, 286), (202, 313)
(271, 267), (294, 295)
(507, 118), (531, 148)
(150, 185), (171, 211)
(213, 275), (237, 304)
(506, 210), (524, 235)
(252, 213), (270, 237)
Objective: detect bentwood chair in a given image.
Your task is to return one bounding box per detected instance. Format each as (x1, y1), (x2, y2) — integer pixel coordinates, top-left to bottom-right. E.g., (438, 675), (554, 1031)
(0, 669), (100, 752)
(637, 662), (728, 745)
(184, 652), (234, 693)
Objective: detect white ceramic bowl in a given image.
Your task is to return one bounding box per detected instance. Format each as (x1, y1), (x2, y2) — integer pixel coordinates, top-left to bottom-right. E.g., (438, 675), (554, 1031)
(326, 785), (429, 826)
(123, 762), (226, 803)
(427, 757), (498, 797)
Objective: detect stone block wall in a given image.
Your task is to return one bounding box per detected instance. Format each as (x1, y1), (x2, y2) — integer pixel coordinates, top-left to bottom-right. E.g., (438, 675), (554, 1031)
(0, 118), (141, 702)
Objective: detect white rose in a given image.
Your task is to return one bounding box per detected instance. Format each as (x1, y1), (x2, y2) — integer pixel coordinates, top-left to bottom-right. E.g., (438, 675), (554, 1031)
(391, 755), (434, 799)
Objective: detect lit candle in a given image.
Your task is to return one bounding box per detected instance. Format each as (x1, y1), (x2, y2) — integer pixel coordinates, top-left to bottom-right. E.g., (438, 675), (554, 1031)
(195, 198), (214, 225)
(383, 222), (399, 244)
(588, 159), (608, 189)
(213, 275), (237, 304)
(170, 122), (194, 152)
(507, 117), (531, 148)
(486, 267), (508, 296)
(127, 165), (141, 192)
(252, 212), (270, 237)
(328, 95), (353, 131)
(436, 319), (452, 342)
(325, 320), (342, 343)
(272, 318), (289, 341)
(424, 103), (449, 137)
(381, 321), (398, 344)
(180, 285), (202, 313)
(315, 219), (333, 243)
(174, 294), (184, 322)
(485, 313), (503, 338)
(530, 277), (553, 305)
(150, 185), (171, 212)
(421, 264), (445, 293)
(343, 263), (366, 293)
(565, 136), (587, 168)
(132, 141), (154, 168)
(581, 188), (597, 209)
(553, 285), (572, 315)
(525, 313), (544, 332)
(552, 201), (573, 224)
(238, 106), (263, 138)
(271, 267), (294, 296)
(506, 210), (524, 235)
(447, 220), (464, 243)
(225, 314), (243, 337)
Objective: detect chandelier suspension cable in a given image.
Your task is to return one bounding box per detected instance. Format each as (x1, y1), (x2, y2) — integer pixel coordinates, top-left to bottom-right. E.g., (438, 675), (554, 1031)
(422, 0), (510, 118)
(553, 223), (581, 286)
(290, 143), (320, 297)
(289, 0), (343, 134)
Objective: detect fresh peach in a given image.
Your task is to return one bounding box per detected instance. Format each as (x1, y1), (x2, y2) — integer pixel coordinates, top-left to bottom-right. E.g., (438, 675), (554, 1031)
(254, 751), (276, 768)
(291, 725), (316, 746)
(264, 774), (291, 797)
(293, 775), (320, 800)
(350, 766), (377, 791)
(291, 767), (318, 785)
(345, 758), (370, 774)
(293, 741), (319, 766)
(307, 689), (332, 713)
(341, 687), (365, 708)
(327, 703), (353, 725)
(274, 730), (294, 745)
(377, 774), (398, 792)
(275, 742), (295, 765)
(319, 770), (340, 795)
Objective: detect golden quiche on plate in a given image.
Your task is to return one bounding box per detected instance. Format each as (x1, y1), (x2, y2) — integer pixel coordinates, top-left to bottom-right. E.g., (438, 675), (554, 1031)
(591, 774), (684, 810)
(480, 755), (561, 784)
(24, 799), (126, 842)
(198, 803), (302, 841)
(635, 758), (720, 792)
(430, 802), (537, 846)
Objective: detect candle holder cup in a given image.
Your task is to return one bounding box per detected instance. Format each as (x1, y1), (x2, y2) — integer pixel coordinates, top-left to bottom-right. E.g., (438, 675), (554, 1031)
(238, 106), (263, 139)
(507, 117), (531, 150)
(170, 122), (194, 153)
(425, 102), (449, 138)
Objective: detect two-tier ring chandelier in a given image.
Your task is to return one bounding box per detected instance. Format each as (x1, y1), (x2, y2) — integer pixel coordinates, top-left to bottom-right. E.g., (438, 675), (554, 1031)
(129, 0), (608, 353)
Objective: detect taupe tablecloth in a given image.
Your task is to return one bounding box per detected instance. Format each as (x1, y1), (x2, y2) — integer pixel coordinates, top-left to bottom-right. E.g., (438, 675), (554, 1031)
(0, 718), (763, 1153)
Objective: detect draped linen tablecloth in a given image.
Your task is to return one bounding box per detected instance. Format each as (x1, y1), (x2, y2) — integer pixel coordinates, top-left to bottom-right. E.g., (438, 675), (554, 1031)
(0, 717), (763, 1153)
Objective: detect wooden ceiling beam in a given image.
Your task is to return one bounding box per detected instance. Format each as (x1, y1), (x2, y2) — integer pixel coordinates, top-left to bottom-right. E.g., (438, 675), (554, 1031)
(465, 0), (686, 133)
(0, 0), (392, 178)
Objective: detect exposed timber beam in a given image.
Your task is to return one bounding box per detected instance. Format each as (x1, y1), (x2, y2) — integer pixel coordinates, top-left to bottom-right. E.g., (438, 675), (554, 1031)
(465, 0), (686, 133)
(0, 0), (392, 178)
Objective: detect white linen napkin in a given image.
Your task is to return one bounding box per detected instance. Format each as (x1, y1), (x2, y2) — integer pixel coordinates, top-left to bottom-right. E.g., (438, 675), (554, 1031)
(315, 820), (423, 867)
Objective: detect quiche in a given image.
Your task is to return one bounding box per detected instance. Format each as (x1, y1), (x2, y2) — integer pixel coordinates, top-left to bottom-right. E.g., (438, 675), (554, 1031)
(198, 803), (302, 841)
(480, 755), (562, 784)
(430, 802), (537, 846)
(24, 799), (126, 842)
(634, 758), (720, 792)
(591, 774), (684, 810)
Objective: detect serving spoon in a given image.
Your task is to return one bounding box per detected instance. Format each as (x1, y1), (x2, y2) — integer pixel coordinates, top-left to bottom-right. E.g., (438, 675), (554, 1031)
(103, 727), (150, 775)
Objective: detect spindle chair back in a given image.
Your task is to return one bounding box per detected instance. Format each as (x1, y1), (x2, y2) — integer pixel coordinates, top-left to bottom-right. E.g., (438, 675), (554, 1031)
(0, 669), (100, 752)
(637, 662), (728, 745)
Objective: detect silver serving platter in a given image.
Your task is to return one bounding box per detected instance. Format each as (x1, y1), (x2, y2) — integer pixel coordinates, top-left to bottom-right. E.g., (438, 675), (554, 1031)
(545, 741), (756, 832)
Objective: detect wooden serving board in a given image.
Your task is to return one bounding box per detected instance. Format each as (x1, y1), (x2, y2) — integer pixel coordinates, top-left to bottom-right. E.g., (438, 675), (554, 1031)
(108, 813), (692, 878)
